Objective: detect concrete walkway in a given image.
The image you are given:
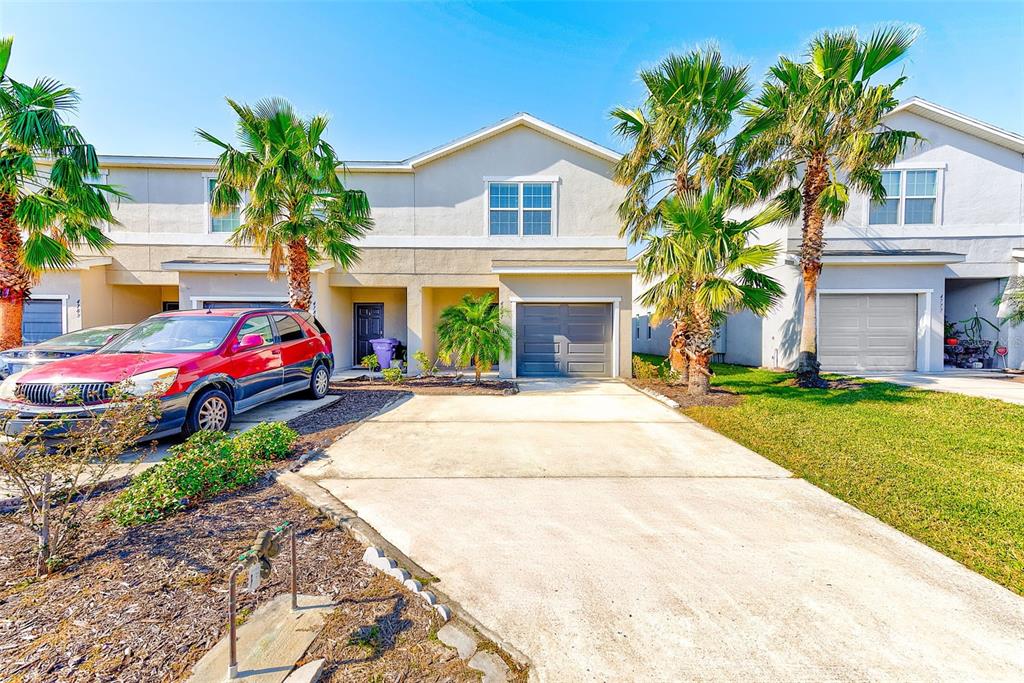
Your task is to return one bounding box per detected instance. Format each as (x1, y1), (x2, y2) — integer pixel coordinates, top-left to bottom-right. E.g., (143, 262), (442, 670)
(300, 379), (1024, 681)
(859, 369), (1024, 405)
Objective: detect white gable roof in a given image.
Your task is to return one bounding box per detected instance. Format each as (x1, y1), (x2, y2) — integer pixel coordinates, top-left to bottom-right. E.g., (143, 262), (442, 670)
(889, 97), (1024, 154)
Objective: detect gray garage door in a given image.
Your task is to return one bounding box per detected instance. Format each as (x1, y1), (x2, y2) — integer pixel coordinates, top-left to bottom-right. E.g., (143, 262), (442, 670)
(201, 301), (284, 309)
(819, 294), (917, 372)
(23, 298), (63, 344)
(516, 303), (612, 377)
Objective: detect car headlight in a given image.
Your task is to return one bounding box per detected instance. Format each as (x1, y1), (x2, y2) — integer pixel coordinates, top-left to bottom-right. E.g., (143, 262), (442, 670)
(0, 370), (27, 401)
(118, 368), (179, 397)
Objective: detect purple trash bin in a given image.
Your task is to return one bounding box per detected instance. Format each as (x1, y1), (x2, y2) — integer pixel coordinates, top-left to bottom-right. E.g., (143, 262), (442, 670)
(370, 338), (401, 369)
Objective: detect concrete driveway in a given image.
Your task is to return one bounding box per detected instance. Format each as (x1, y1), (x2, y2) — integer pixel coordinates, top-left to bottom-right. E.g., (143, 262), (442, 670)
(301, 380), (1024, 681)
(859, 369), (1024, 405)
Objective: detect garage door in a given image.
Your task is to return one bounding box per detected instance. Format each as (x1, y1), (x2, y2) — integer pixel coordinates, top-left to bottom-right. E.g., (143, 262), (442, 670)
(22, 298), (63, 344)
(819, 294), (917, 371)
(201, 301), (285, 309)
(516, 303), (612, 377)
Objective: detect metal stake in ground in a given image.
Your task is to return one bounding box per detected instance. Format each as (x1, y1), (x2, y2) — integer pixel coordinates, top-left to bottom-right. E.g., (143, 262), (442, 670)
(226, 521), (297, 680)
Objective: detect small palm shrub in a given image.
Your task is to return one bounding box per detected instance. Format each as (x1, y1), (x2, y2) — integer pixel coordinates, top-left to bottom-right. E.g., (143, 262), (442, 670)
(436, 293), (513, 383)
(105, 423), (298, 526)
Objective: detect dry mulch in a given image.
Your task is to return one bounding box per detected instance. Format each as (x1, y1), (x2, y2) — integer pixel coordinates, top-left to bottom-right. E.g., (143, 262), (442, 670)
(289, 388), (403, 453)
(628, 379), (742, 408)
(0, 387), (482, 682)
(0, 480), (475, 683)
(337, 375), (518, 395)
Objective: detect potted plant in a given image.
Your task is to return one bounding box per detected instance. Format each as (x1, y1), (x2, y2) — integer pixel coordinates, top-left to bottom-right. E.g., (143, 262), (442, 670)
(944, 320), (959, 347)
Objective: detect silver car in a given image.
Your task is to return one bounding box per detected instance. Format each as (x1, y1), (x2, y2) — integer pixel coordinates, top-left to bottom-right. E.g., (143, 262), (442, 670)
(0, 324), (132, 379)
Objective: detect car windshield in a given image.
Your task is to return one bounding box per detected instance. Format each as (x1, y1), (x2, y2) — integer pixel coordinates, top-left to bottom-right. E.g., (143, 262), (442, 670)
(102, 316), (237, 353)
(42, 326), (128, 348)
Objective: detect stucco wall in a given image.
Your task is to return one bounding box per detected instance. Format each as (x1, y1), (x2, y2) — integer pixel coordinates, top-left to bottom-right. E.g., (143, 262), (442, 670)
(497, 273), (633, 378)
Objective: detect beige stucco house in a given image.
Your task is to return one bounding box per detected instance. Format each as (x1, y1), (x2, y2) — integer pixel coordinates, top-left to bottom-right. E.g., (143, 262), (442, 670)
(29, 114), (634, 378)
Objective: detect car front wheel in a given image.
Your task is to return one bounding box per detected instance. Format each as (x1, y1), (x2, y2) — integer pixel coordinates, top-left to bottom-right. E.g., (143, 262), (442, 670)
(184, 388), (233, 435)
(307, 363), (330, 399)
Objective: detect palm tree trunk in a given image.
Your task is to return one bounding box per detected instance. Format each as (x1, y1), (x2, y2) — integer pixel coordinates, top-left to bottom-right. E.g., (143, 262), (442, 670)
(668, 318), (689, 385)
(688, 307), (714, 396)
(286, 238), (312, 310)
(0, 191), (29, 351)
(796, 153), (829, 388)
(473, 356), (482, 383)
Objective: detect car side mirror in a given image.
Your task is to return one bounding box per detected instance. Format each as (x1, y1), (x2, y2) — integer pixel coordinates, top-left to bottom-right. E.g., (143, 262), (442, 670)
(233, 334), (264, 352)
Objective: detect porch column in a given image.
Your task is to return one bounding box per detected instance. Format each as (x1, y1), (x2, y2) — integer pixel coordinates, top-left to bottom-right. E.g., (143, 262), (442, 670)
(406, 284), (427, 374)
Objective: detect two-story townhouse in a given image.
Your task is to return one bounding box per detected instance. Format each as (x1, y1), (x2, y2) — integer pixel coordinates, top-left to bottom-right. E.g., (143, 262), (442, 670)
(27, 114), (635, 378)
(704, 98), (1024, 373)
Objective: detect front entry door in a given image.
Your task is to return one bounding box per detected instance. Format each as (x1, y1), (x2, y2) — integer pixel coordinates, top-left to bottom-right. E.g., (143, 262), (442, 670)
(354, 303), (384, 365)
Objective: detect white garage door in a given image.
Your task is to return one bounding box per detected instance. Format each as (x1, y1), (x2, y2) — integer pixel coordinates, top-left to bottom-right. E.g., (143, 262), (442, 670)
(819, 294), (917, 372)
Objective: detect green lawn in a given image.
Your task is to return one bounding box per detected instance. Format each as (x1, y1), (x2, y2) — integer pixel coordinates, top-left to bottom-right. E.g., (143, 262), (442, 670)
(636, 357), (1024, 595)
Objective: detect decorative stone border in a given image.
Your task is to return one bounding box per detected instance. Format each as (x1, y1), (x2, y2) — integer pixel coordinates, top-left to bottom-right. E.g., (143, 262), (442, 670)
(631, 383), (681, 409)
(361, 546), (454, 624)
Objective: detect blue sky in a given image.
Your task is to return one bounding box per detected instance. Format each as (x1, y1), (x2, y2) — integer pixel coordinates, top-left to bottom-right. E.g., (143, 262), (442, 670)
(2, 2), (1022, 160)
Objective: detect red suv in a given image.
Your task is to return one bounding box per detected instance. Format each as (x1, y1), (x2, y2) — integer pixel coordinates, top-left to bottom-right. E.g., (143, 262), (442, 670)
(0, 308), (334, 438)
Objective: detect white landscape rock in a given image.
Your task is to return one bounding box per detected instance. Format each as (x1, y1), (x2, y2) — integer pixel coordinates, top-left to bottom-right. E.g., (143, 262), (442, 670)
(434, 604), (451, 621)
(387, 567), (411, 582)
(419, 590), (437, 605)
(361, 547), (384, 564)
(403, 578), (423, 593)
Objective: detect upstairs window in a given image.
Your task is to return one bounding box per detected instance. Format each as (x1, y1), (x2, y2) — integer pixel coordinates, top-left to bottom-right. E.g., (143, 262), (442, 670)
(208, 177), (241, 233)
(868, 169), (938, 226)
(488, 180), (555, 236)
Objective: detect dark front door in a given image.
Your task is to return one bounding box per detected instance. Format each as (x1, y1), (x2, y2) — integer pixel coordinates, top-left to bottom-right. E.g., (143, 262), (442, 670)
(354, 303), (384, 365)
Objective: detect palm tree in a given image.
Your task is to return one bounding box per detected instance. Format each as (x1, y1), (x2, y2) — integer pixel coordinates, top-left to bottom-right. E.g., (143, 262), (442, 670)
(436, 293), (513, 383)
(611, 47), (753, 380)
(742, 26), (920, 387)
(197, 98), (373, 310)
(0, 36), (125, 350)
(638, 184), (785, 395)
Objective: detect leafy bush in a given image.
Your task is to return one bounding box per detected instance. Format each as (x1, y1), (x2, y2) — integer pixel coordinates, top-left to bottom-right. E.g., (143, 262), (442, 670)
(412, 350), (438, 377)
(381, 366), (404, 384)
(632, 355), (659, 381)
(361, 353), (380, 374)
(233, 422), (297, 460)
(105, 423), (297, 526)
(658, 363), (681, 383)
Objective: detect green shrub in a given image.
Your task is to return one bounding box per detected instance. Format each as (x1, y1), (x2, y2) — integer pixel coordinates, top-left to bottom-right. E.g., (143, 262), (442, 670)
(658, 363), (681, 383)
(381, 366), (404, 384)
(105, 423), (298, 526)
(233, 422), (297, 460)
(412, 350), (438, 377)
(632, 355), (659, 381)
(361, 353), (380, 374)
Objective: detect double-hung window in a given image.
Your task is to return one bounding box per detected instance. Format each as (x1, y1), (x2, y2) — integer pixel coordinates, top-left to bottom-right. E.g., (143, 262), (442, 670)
(207, 177), (241, 233)
(868, 169), (939, 225)
(488, 180), (555, 236)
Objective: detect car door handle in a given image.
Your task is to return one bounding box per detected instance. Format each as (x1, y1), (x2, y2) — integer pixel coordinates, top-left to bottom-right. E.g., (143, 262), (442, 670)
(271, 349), (281, 355)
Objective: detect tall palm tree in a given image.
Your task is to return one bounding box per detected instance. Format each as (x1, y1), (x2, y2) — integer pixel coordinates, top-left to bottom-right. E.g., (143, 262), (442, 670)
(0, 36), (124, 350)
(742, 26), (920, 387)
(638, 184), (785, 395)
(436, 293), (513, 383)
(197, 98), (373, 310)
(612, 47), (753, 380)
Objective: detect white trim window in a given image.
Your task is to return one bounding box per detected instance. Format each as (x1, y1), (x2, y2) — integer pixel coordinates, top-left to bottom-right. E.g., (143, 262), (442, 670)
(868, 169), (939, 226)
(486, 178), (557, 236)
(205, 175), (241, 233)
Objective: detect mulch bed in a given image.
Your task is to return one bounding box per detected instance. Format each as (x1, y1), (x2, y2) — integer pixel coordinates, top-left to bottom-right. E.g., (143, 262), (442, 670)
(0, 480), (475, 683)
(336, 375), (518, 396)
(0, 387), (482, 682)
(627, 379), (743, 409)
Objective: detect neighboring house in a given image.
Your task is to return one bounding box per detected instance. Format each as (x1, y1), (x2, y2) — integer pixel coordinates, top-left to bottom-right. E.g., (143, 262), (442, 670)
(640, 98), (1024, 373)
(631, 312), (725, 361)
(29, 114), (635, 378)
